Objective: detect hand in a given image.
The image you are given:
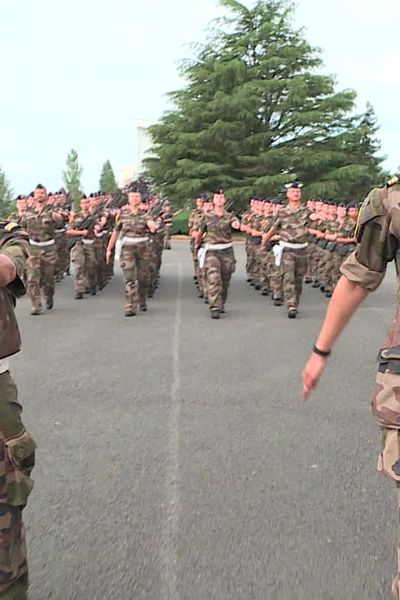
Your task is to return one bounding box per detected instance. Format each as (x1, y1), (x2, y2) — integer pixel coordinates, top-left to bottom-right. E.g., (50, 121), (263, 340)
(81, 229), (89, 238)
(232, 220), (240, 230)
(302, 353), (328, 400)
(106, 249), (112, 264)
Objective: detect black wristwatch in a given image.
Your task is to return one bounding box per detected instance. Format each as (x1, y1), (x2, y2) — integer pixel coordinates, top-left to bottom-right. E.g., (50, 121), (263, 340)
(312, 344), (331, 357)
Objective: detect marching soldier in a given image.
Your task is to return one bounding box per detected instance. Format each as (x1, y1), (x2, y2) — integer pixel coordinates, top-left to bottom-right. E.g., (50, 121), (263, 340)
(189, 196), (205, 292)
(106, 189), (157, 316)
(194, 190), (240, 319)
(20, 184), (63, 315)
(302, 175), (400, 600)
(263, 183), (311, 318)
(0, 218), (36, 600)
(161, 203), (173, 249)
(67, 195), (98, 299)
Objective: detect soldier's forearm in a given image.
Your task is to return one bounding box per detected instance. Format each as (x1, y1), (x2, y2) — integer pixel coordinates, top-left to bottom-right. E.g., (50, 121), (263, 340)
(315, 276), (368, 352)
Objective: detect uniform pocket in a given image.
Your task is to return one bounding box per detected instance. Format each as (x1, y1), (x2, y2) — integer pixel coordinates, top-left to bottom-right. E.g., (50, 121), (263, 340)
(377, 429), (400, 482)
(4, 431), (36, 507)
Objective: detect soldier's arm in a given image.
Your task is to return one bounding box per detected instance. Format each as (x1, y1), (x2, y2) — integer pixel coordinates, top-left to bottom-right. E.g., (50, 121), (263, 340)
(263, 224), (278, 241)
(302, 209), (398, 400)
(0, 241), (28, 294)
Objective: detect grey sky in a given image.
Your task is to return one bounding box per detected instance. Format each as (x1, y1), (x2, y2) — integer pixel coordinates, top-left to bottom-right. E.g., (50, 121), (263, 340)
(1, 0), (399, 193)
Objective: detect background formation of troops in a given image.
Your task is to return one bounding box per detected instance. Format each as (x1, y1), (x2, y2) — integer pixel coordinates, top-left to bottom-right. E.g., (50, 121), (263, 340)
(188, 192), (359, 318)
(7, 186), (173, 316)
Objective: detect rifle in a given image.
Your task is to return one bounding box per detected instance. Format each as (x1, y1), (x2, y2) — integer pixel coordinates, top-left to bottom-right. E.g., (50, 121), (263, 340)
(67, 192), (128, 251)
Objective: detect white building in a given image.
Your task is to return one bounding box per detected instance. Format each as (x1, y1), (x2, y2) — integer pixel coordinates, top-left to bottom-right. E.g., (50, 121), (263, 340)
(119, 119), (158, 187)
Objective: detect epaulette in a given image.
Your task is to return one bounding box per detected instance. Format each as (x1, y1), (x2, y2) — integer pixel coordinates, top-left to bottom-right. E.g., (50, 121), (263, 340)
(355, 187), (386, 240)
(386, 175), (400, 188)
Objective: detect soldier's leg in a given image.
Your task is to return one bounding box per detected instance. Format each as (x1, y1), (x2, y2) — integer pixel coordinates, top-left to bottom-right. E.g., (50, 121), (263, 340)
(41, 249), (56, 308)
(282, 251), (297, 310)
(120, 247), (138, 313)
(26, 254), (42, 313)
(71, 245), (85, 297)
(294, 251), (308, 306)
(220, 251), (236, 308)
(84, 246), (97, 294)
(205, 253), (223, 312)
(54, 237), (63, 281)
(136, 245), (151, 309)
(0, 372), (35, 600)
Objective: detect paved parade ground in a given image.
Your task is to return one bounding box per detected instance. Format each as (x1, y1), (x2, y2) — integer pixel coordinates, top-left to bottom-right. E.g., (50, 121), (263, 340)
(12, 241), (398, 599)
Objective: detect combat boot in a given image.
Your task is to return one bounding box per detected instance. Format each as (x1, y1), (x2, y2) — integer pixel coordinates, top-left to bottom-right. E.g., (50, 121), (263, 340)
(273, 298), (283, 306)
(210, 309), (220, 319)
(46, 297), (53, 310)
(30, 307), (41, 316)
(288, 308), (298, 319)
(125, 309), (136, 317)
(140, 304), (147, 312)
(74, 292), (83, 300)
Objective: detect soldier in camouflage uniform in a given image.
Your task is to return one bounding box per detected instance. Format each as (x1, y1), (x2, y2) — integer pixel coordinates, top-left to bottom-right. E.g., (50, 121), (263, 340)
(161, 203), (173, 250)
(188, 196), (205, 295)
(303, 175), (400, 600)
(19, 184), (63, 315)
(67, 196), (98, 299)
(106, 189), (157, 316)
(264, 183), (311, 318)
(7, 197), (26, 224)
(194, 191), (240, 319)
(0, 220), (36, 600)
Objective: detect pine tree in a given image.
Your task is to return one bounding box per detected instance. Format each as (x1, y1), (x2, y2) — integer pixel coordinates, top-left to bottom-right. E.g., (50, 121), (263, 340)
(145, 0), (384, 207)
(99, 160), (118, 194)
(62, 149), (83, 210)
(0, 167), (14, 217)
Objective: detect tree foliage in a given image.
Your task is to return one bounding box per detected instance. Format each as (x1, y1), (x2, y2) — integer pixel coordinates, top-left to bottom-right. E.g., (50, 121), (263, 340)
(145, 0), (385, 208)
(99, 160), (118, 194)
(0, 167), (14, 217)
(63, 149), (83, 210)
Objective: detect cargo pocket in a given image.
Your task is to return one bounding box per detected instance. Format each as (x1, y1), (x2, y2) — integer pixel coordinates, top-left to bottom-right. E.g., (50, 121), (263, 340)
(377, 428), (400, 482)
(4, 431), (36, 507)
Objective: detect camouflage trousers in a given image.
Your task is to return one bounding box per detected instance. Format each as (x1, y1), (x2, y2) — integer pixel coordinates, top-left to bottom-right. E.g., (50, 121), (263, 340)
(72, 242), (97, 293)
(0, 372), (35, 599)
(163, 225), (172, 249)
(317, 248), (333, 290)
(94, 237), (107, 289)
(54, 232), (69, 279)
(281, 248), (308, 309)
(205, 248), (236, 310)
(268, 249), (284, 300)
(120, 243), (151, 310)
(245, 240), (258, 281)
(256, 247), (271, 292)
(27, 246), (56, 310)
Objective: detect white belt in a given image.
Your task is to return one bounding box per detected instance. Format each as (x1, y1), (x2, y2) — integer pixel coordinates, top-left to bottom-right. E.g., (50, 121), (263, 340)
(95, 231), (107, 238)
(206, 242), (233, 251)
(122, 236), (149, 245)
(273, 241), (308, 266)
(0, 358), (9, 375)
(199, 242), (233, 268)
(82, 239), (95, 245)
(29, 239), (55, 247)
(55, 228), (66, 233)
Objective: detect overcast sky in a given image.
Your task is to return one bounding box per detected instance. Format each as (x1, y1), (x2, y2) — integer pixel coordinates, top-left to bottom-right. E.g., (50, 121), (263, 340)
(1, 0), (399, 193)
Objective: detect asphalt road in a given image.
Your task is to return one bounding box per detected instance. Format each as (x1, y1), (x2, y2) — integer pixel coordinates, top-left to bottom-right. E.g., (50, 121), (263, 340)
(11, 241), (399, 600)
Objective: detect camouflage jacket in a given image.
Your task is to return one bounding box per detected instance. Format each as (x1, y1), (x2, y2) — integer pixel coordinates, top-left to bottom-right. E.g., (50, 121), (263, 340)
(341, 183), (400, 292)
(0, 224), (29, 359)
(188, 209), (204, 232)
(20, 205), (57, 242)
(200, 211), (237, 244)
(115, 209), (152, 238)
(273, 206), (311, 243)
(67, 211), (97, 240)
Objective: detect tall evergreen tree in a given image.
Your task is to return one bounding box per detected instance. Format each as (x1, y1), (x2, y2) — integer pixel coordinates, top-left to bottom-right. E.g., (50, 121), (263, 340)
(0, 167), (14, 217)
(145, 0), (384, 207)
(99, 160), (118, 194)
(63, 149), (83, 210)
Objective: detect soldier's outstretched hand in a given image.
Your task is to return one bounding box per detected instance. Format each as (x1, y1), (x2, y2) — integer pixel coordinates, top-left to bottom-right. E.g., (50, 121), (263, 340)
(302, 354), (328, 400)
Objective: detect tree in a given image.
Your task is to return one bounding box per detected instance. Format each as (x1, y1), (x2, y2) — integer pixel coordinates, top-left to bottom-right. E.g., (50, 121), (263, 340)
(99, 160), (118, 193)
(145, 0), (385, 207)
(0, 167), (14, 217)
(63, 149), (83, 210)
